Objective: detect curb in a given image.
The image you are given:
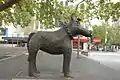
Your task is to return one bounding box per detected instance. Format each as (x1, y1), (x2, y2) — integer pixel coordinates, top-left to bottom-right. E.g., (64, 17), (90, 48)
(79, 52), (102, 65)
(80, 52), (120, 72)
(0, 53), (25, 62)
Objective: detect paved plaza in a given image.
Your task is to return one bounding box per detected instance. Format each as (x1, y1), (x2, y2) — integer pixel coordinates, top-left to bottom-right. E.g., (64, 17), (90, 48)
(0, 46), (120, 80)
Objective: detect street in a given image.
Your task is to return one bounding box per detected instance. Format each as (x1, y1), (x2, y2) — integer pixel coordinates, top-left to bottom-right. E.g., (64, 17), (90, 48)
(0, 47), (120, 80)
(87, 51), (120, 71)
(0, 47), (27, 78)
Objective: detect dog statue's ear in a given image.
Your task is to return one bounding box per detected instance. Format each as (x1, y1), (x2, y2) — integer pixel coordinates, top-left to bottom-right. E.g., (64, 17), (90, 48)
(70, 13), (77, 21)
(71, 16), (77, 21)
(77, 18), (81, 21)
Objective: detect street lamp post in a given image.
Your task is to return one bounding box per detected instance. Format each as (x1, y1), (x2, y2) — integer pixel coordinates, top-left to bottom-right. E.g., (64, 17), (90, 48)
(76, 35), (81, 59)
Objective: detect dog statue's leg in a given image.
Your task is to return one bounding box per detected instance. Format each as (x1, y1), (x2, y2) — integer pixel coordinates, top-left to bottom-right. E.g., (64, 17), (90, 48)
(34, 53), (40, 73)
(63, 48), (73, 78)
(28, 44), (40, 77)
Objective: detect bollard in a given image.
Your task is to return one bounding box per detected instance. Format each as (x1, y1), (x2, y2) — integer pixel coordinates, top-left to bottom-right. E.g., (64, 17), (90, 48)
(12, 34), (13, 47)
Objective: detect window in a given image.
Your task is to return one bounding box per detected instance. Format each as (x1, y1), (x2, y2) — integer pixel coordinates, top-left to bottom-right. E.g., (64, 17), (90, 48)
(0, 28), (5, 35)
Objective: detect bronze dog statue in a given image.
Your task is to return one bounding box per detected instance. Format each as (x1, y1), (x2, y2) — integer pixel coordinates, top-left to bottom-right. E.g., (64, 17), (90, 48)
(27, 16), (92, 78)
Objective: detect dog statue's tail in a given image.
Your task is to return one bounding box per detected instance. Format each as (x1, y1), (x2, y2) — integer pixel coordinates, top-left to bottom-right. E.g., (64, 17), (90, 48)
(27, 32), (35, 50)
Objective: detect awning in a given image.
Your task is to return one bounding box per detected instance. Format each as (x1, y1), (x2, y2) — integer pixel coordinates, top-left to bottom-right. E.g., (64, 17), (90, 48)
(73, 36), (88, 43)
(92, 37), (101, 43)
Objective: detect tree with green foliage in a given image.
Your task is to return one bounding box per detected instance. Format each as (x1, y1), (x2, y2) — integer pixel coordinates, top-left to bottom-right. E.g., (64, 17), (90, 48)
(0, 0), (80, 28)
(0, 0), (119, 29)
(0, 0), (120, 44)
(93, 24), (120, 45)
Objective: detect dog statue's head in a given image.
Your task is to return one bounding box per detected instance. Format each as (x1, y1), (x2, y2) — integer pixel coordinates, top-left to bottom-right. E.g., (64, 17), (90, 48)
(68, 16), (92, 37)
